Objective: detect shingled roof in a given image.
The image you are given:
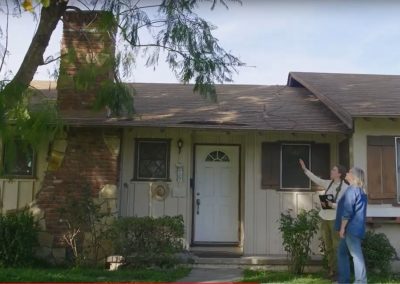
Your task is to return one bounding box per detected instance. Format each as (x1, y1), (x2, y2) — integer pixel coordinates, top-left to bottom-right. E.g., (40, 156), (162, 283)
(30, 81), (348, 133)
(288, 72), (400, 128)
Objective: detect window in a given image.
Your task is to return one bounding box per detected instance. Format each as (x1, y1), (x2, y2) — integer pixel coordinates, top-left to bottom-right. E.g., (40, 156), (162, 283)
(205, 151), (230, 162)
(281, 144), (311, 189)
(2, 140), (35, 177)
(262, 142), (330, 190)
(134, 139), (170, 180)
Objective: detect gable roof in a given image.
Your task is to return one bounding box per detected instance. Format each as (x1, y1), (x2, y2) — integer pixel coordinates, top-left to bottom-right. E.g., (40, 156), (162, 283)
(30, 81), (348, 133)
(288, 72), (400, 128)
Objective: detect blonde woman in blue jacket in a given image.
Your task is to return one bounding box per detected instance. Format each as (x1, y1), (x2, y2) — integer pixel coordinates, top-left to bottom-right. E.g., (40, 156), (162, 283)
(335, 167), (368, 284)
(299, 159), (349, 278)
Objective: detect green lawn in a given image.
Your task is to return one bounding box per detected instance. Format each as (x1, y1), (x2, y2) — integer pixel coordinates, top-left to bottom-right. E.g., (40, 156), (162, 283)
(0, 267), (190, 282)
(242, 269), (400, 283)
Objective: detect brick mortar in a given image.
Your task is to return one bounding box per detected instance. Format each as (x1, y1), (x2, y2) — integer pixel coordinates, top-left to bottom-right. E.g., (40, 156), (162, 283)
(36, 128), (121, 249)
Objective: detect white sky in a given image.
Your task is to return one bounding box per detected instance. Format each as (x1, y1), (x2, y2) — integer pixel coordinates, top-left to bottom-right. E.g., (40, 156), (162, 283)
(1, 0), (400, 85)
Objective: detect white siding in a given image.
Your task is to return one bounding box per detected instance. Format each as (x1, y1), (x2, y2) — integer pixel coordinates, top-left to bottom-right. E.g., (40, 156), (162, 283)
(120, 128), (193, 247)
(119, 127), (343, 255)
(243, 132), (342, 256)
(0, 140), (48, 214)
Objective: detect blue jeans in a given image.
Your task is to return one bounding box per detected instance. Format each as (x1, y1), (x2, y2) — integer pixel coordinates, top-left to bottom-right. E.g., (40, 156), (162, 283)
(337, 233), (367, 283)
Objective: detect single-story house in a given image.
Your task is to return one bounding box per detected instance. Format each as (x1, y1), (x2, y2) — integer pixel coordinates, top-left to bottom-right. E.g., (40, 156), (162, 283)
(0, 11), (399, 262)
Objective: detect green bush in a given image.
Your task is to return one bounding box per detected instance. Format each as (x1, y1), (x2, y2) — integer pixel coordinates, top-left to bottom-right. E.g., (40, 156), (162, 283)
(0, 210), (39, 267)
(58, 186), (112, 267)
(362, 230), (397, 276)
(110, 215), (184, 268)
(278, 209), (320, 274)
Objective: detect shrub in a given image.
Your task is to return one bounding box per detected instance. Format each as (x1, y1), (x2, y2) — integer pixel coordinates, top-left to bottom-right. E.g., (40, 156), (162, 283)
(110, 215), (185, 268)
(362, 230), (397, 276)
(59, 186), (112, 267)
(278, 209), (320, 274)
(0, 210), (39, 267)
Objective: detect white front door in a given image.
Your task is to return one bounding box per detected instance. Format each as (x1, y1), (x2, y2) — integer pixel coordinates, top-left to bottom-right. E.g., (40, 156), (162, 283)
(193, 145), (239, 243)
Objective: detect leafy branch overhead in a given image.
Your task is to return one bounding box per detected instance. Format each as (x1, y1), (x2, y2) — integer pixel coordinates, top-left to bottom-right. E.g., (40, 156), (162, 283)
(113, 0), (244, 100)
(0, 0), (243, 149)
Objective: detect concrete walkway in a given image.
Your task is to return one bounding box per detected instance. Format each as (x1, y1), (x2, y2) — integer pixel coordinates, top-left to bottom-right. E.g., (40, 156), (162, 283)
(178, 268), (243, 283)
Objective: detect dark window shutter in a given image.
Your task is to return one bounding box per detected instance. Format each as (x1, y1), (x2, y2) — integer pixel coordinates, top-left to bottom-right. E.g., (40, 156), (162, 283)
(311, 143), (330, 180)
(261, 142), (280, 189)
(339, 139), (350, 170)
(367, 136), (396, 203)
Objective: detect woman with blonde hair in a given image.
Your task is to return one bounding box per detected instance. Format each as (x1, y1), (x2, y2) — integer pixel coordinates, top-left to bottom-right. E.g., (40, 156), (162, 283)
(299, 159), (349, 278)
(335, 167), (368, 283)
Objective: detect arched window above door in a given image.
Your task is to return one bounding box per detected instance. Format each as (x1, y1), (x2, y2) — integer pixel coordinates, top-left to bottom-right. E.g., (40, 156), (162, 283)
(205, 150), (230, 162)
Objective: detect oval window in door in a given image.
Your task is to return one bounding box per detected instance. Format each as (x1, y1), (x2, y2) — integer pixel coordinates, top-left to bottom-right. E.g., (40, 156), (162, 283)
(205, 151), (230, 162)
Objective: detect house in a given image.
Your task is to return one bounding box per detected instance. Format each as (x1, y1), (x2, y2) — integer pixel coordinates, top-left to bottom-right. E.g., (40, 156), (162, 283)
(0, 11), (400, 263)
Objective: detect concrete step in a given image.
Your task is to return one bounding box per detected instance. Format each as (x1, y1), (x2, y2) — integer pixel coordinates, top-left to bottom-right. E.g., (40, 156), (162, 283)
(191, 255), (323, 271)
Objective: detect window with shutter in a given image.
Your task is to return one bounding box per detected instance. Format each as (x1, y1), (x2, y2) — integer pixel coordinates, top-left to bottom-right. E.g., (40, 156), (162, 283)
(367, 136), (396, 204)
(261, 142), (330, 190)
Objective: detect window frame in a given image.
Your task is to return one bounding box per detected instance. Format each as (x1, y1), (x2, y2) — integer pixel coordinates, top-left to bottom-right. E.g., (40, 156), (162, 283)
(280, 143), (312, 190)
(395, 137), (400, 204)
(133, 138), (171, 181)
(1, 140), (36, 179)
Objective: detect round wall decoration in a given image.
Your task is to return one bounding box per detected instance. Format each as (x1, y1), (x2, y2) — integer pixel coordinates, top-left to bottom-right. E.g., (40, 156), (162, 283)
(150, 182), (170, 201)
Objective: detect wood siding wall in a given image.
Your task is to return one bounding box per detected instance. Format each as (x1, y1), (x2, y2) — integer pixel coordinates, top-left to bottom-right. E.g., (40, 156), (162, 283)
(0, 141), (49, 214)
(120, 127), (342, 255)
(243, 132), (341, 255)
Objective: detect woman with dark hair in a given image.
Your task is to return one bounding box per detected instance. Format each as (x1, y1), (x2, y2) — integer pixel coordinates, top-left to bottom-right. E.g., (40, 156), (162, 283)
(299, 159), (349, 278)
(336, 167), (368, 284)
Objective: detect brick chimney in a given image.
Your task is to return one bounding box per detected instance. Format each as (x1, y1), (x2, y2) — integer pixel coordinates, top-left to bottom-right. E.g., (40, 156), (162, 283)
(57, 11), (116, 114)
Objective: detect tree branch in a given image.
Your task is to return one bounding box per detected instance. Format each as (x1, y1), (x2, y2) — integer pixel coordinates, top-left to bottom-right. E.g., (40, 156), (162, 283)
(0, 0), (10, 74)
(1, 0), (68, 108)
(119, 4), (163, 15)
(39, 54), (64, 66)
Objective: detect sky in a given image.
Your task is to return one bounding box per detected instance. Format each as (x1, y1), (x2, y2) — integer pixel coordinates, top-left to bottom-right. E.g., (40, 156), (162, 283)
(1, 0), (400, 85)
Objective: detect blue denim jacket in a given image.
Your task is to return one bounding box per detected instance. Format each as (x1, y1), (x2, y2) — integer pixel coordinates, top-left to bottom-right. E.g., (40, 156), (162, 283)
(335, 185), (368, 239)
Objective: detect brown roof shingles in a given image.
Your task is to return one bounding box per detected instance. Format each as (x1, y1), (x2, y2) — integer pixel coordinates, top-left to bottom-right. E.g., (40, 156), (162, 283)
(289, 72), (400, 126)
(30, 81), (348, 133)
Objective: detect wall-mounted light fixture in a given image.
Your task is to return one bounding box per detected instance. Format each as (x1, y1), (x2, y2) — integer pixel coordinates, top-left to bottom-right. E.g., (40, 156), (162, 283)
(177, 138), (183, 154)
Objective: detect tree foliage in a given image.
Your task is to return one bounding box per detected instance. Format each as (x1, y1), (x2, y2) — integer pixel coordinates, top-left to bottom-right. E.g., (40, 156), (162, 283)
(0, 0), (243, 162)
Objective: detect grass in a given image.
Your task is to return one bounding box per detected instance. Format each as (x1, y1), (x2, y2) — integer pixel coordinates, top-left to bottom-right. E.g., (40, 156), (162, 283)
(0, 266), (191, 282)
(242, 269), (400, 283)
(242, 270), (330, 284)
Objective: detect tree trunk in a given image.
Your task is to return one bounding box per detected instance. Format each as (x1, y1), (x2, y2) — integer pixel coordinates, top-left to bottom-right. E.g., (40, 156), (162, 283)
(1, 0), (68, 109)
